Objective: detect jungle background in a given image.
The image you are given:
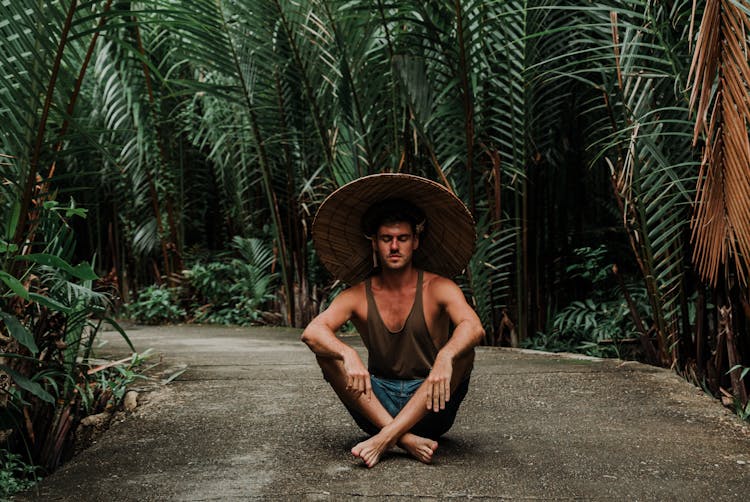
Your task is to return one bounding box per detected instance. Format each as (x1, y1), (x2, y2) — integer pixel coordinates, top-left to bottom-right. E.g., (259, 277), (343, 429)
(1, 0), (750, 495)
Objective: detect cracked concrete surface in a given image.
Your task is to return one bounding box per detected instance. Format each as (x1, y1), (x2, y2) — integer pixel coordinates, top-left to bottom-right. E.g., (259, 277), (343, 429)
(16, 325), (750, 501)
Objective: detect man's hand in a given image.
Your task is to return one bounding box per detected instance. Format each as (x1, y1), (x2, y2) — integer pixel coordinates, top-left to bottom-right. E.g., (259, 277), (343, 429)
(343, 350), (372, 400)
(425, 354), (453, 412)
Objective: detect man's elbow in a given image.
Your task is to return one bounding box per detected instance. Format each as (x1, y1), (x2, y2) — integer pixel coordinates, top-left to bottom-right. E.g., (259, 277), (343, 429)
(300, 325), (316, 348)
(473, 322), (486, 346)
(456, 318), (485, 346)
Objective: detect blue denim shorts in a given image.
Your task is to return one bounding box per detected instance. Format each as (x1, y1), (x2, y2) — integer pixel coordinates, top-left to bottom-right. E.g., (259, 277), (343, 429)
(346, 375), (470, 440)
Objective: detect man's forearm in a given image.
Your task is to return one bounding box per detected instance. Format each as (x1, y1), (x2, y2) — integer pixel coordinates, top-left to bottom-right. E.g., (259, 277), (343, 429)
(437, 319), (484, 362)
(301, 322), (357, 361)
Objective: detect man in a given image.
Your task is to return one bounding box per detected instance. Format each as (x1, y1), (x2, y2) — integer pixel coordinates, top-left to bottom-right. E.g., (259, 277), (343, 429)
(302, 173), (484, 468)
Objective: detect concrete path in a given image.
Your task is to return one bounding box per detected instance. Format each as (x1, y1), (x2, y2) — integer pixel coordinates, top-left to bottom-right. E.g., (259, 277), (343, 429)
(17, 325), (750, 501)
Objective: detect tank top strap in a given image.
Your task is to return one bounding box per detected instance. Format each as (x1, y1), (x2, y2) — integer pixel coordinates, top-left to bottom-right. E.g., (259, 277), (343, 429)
(414, 269), (424, 310)
(365, 277), (377, 321)
(364, 276), (384, 333)
(405, 269), (429, 337)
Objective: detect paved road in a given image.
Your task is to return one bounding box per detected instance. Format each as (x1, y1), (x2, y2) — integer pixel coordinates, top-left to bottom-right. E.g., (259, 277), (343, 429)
(17, 325), (750, 501)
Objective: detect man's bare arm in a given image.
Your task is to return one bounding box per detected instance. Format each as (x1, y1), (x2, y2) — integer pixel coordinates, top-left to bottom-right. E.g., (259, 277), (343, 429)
(425, 278), (485, 411)
(300, 287), (372, 399)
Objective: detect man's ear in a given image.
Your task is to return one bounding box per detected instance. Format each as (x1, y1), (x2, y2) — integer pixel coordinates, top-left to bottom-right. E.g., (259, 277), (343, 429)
(413, 233), (419, 250)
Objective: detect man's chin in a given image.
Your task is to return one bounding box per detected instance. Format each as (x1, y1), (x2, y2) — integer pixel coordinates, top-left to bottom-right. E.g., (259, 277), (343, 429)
(382, 259), (409, 270)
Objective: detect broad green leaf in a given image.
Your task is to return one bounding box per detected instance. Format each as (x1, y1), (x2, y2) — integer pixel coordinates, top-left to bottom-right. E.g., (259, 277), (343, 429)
(28, 292), (72, 314)
(0, 311), (38, 355)
(0, 364), (55, 404)
(16, 254), (98, 281)
(65, 207), (88, 218)
(0, 240), (18, 253)
(0, 271), (29, 299)
(5, 199), (20, 241)
(729, 365), (750, 380)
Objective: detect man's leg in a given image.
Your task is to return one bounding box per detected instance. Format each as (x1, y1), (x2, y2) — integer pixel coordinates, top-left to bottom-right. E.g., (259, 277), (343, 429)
(316, 356), (438, 465)
(410, 376), (470, 439)
(350, 353), (473, 467)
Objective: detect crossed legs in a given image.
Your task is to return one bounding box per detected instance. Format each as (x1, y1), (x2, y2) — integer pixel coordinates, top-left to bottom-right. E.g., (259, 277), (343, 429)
(316, 355), (471, 467)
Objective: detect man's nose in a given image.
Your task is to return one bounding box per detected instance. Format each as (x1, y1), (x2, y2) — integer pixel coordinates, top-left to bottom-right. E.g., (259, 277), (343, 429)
(390, 239), (399, 250)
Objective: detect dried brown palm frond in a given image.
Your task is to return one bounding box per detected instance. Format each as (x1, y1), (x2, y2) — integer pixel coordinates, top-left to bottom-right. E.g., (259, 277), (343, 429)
(688, 0), (750, 286)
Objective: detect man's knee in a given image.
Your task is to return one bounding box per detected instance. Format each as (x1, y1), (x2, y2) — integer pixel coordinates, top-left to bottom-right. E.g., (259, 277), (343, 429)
(414, 377), (470, 439)
(450, 352), (474, 390)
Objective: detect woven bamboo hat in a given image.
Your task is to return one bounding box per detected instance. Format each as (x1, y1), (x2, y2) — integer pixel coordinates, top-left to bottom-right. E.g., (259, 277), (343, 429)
(312, 173), (476, 284)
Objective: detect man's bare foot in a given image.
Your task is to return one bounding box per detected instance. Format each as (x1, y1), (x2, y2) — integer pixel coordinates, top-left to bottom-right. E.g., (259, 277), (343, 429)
(399, 434), (438, 463)
(351, 433), (394, 468)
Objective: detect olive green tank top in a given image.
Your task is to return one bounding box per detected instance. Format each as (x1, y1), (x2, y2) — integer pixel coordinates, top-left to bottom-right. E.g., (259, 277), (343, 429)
(363, 270), (439, 379)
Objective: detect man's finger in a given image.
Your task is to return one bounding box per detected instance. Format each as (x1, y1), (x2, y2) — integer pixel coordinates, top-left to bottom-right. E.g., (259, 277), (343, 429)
(425, 388), (433, 410)
(364, 377), (372, 400)
(444, 380), (451, 403)
(432, 383), (440, 412)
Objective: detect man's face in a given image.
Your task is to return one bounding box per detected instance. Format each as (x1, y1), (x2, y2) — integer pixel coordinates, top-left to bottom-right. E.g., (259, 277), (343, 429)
(373, 221), (419, 271)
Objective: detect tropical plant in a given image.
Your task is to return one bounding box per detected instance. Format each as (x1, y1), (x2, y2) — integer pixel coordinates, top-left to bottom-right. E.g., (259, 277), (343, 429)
(0, 449), (40, 499)
(528, 245), (650, 358)
(0, 206), (136, 471)
(186, 236), (278, 325)
(536, 0), (750, 412)
(0, 0), (146, 475)
(81, 351), (151, 414)
(688, 0), (750, 287)
(123, 285), (186, 325)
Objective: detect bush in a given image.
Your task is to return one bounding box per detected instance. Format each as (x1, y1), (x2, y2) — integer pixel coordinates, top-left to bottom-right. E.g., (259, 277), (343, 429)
(0, 199), (145, 475)
(124, 285), (186, 324)
(185, 237), (278, 325)
(0, 449), (39, 499)
(79, 351), (151, 413)
(526, 245), (651, 358)
(123, 237), (277, 326)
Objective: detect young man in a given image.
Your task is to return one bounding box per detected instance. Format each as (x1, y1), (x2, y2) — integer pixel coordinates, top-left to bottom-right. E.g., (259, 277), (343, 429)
(302, 174), (484, 468)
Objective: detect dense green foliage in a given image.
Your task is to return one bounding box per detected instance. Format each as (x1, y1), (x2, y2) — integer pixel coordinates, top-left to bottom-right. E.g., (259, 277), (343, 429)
(124, 236), (278, 324)
(185, 237), (278, 325)
(124, 284), (186, 325)
(0, 449), (39, 498)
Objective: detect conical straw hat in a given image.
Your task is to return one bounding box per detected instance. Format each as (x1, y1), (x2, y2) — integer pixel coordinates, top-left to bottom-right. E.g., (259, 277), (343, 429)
(312, 173), (476, 284)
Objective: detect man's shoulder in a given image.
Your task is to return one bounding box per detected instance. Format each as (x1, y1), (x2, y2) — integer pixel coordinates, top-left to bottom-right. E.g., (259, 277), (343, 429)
(422, 271), (464, 305)
(322, 282), (367, 320)
(338, 282), (367, 300)
(422, 270), (457, 288)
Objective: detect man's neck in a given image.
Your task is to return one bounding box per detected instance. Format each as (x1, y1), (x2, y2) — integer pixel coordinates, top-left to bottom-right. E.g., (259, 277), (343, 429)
(376, 266), (418, 291)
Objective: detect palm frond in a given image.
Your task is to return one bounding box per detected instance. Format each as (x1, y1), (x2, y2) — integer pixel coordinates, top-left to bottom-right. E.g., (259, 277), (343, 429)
(688, 0), (750, 285)
(467, 215), (517, 335)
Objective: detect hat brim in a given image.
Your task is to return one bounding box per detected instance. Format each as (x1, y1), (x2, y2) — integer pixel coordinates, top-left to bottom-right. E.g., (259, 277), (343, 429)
(312, 173), (476, 284)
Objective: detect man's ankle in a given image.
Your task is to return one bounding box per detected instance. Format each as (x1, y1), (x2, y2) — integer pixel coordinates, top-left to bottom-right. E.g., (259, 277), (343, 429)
(378, 423), (401, 447)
